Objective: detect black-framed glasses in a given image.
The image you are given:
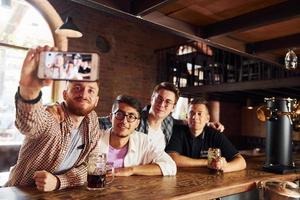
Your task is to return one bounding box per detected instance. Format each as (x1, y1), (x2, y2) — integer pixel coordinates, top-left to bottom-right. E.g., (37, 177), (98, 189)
(113, 110), (139, 123)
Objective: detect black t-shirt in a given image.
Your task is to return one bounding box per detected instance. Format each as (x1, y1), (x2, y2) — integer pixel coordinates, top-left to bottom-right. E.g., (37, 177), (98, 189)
(165, 124), (239, 161)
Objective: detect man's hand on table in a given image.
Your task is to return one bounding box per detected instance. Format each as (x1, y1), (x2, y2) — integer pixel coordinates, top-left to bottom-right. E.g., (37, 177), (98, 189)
(33, 170), (60, 192)
(208, 157), (228, 171)
(114, 167), (134, 176)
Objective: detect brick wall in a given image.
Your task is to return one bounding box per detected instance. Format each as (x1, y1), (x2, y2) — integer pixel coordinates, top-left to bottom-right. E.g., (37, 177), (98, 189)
(0, 1), (184, 173)
(49, 0), (185, 116)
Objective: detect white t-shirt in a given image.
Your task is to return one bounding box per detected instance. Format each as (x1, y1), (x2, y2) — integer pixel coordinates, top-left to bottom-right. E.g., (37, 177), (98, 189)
(98, 130), (176, 176)
(147, 125), (166, 151)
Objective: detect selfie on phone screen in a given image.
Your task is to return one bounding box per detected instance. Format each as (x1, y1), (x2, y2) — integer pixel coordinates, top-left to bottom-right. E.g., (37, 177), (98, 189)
(38, 52), (99, 81)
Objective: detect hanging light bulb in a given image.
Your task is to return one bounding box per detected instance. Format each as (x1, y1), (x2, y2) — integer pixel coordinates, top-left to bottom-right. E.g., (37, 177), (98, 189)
(285, 49), (297, 70)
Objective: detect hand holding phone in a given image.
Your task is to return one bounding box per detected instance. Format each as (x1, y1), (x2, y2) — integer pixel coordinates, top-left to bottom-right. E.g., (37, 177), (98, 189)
(19, 46), (54, 101)
(38, 51), (99, 81)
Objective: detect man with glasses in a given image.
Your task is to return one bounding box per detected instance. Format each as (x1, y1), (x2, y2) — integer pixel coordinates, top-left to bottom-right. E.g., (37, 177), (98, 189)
(48, 82), (224, 151)
(100, 82), (224, 151)
(98, 95), (176, 176)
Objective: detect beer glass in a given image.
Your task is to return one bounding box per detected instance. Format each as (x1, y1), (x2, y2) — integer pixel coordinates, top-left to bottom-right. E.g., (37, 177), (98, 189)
(87, 153), (114, 190)
(207, 148), (223, 174)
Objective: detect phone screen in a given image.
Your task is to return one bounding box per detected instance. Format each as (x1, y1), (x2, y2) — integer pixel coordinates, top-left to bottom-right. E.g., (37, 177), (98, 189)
(38, 51), (99, 81)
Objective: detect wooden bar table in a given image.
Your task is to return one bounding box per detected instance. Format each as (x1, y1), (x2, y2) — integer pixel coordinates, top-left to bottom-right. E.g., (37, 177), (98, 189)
(1, 156), (300, 200)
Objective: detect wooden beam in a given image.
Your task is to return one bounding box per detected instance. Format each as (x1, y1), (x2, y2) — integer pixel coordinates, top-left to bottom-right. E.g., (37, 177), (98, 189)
(89, 0), (131, 12)
(199, 0), (300, 38)
(265, 88), (300, 98)
(70, 0), (284, 67)
(130, 0), (176, 16)
(142, 11), (196, 35)
(180, 77), (300, 95)
(287, 87), (300, 92)
(208, 92), (246, 103)
(246, 33), (300, 53)
(241, 90), (269, 98)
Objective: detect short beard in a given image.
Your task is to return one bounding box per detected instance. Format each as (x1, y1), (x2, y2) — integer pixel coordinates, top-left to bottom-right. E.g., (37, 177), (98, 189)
(66, 101), (95, 116)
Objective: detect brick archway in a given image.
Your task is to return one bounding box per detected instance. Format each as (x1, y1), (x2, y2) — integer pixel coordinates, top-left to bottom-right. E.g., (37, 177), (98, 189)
(27, 0), (68, 101)
(26, 0), (68, 51)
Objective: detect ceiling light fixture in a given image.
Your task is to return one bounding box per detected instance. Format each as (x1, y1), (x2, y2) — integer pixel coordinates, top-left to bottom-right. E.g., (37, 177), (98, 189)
(55, 17), (82, 38)
(246, 98), (253, 110)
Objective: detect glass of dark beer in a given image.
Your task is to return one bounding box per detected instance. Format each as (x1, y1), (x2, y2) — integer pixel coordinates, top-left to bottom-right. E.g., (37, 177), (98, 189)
(87, 153), (114, 190)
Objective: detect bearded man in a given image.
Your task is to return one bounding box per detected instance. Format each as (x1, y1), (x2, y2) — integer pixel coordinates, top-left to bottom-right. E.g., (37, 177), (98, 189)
(5, 46), (102, 191)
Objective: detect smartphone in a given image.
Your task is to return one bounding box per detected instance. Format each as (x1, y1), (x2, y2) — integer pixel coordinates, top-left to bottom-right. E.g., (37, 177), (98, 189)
(38, 51), (99, 81)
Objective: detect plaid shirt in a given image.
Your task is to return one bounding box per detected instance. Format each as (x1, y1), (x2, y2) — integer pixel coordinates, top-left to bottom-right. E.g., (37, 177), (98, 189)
(99, 105), (174, 144)
(6, 93), (102, 190)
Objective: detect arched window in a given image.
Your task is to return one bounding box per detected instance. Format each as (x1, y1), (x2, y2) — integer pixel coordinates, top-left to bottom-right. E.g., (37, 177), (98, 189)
(0, 0), (54, 145)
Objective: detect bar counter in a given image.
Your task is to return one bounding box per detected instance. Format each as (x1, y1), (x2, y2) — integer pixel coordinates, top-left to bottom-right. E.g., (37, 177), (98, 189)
(1, 156), (300, 200)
